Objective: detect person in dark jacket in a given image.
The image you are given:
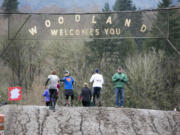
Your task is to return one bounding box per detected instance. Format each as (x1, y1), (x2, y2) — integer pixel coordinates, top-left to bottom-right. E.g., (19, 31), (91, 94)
(79, 82), (92, 107)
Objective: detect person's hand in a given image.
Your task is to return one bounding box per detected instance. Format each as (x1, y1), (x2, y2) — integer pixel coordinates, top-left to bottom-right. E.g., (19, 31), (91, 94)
(121, 79), (124, 82)
(56, 90), (59, 95)
(78, 96), (82, 101)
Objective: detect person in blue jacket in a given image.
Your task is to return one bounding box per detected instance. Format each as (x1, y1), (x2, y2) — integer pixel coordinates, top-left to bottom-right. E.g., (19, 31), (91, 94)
(61, 71), (75, 106)
(43, 89), (50, 106)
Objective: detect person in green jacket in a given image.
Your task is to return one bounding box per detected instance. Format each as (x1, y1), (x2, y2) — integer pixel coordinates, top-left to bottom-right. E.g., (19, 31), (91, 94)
(112, 67), (128, 107)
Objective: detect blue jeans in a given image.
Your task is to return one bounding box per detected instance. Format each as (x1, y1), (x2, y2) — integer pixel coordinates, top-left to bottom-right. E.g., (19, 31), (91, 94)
(115, 87), (124, 107)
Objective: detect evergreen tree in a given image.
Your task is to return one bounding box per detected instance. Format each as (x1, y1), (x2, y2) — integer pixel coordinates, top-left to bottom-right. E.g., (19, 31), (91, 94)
(113, 0), (136, 11)
(158, 0), (171, 8)
(2, 0), (19, 12)
(102, 2), (111, 12)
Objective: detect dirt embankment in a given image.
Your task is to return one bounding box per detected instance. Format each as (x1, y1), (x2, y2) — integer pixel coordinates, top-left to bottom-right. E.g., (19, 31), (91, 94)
(0, 105), (180, 135)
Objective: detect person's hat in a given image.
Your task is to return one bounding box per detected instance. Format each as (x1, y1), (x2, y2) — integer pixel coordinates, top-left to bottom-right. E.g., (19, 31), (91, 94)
(64, 70), (69, 75)
(95, 69), (99, 73)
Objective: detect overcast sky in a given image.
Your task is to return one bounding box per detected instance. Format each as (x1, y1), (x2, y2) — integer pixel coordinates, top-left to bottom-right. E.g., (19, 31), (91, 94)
(17, 0), (161, 10)
(0, 0), (177, 12)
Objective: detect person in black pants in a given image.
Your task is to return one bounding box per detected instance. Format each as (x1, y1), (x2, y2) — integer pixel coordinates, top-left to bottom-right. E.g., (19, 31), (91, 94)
(90, 69), (104, 106)
(45, 70), (60, 111)
(80, 82), (92, 107)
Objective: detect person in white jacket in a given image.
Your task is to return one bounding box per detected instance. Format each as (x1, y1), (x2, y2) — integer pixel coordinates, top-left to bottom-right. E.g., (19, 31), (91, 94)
(90, 69), (104, 106)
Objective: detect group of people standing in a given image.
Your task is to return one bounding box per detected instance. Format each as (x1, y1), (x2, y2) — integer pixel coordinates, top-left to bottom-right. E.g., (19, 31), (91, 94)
(44, 66), (128, 111)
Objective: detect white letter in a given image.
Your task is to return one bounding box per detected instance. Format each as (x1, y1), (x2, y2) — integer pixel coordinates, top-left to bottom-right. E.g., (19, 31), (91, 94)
(75, 29), (80, 35)
(75, 15), (80, 22)
(89, 28), (94, 36)
(45, 20), (51, 28)
(104, 28), (109, 35)
(125, 18), (131, 27)
(116, 28), (120, 35)
(64, 29), (68, 36)
(59, 29), (63, 36)
(28, 26), (37, 35)
(69, 29), (74, 35)
(95, 29), (99, 36)
(109, 28), (115, 35)
(51, 29), (58, 36)
(58, 16), (64, 24)
(81, 29), (88, 35)
(106, 16), (112, 24)
(92, 16), (96, 24)
(140, 24), (147, 32)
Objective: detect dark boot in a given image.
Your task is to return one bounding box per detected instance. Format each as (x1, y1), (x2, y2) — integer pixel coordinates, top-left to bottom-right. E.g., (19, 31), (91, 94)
(71, 100), (74, 107)
(98, 101), (102, 107)
(93, 98), (96, 106)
